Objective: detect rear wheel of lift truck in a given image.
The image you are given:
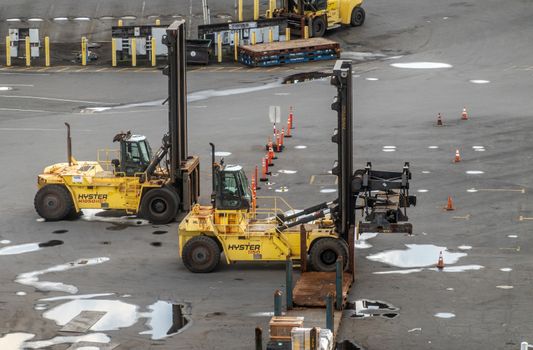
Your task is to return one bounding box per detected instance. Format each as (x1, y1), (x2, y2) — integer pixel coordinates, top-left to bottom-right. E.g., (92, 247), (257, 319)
(139, 187), (179, 224)
(182, 236), (221, 273)
(309, 237), (349, 272)
(350, 7), (365, 26)
(312, 16), (327, 37)
(34, 184), (75, 221)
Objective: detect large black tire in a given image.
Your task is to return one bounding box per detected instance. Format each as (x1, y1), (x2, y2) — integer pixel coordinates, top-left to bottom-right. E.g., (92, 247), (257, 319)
(139, 187), (179, 224)
(309, 237), (349, 272)
(350, 7), (365, 27)
(312, 16), (327, 37)
(182, 236), (221, 273)
(34, 185), (75, 221)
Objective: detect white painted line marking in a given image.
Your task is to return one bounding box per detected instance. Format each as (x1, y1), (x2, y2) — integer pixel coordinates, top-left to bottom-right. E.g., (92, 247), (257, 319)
(0, 95), (113, 105)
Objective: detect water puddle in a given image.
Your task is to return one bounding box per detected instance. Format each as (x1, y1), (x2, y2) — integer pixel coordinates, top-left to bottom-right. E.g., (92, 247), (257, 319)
(446, 288), (454, 291)
(365, 77), (379, 81)
(43, 295), (189, 340)
(0, 240), (63, 256)
(417, 189), (428, 193)
(458, 245), (472, 250)
(466, 170), (484, 175)
(472, 145), (485, 152)
(294, 145), (307, 149)
(0, 240), (11, 244)
(408, 328), (422, 333)
(500, 268), (512, 272)
(427, 264), (483, 272)
(467, 188), (478, 193)
(469, 80), (490, 84)
(428, 146), (439, 149)
(34, 304), (47, 311)
(153, 230), (168, 235)
(496, 285), (513, 289)
(53, 17), (69, 21)
(53, 229), (68, 234)
(16, 291), (27, 296)
(346, 299), (399, 319)
(434, 312), (455, 319)
(278, 170), (297, 174)
(366, 244), (467, 268)
(391, 62), (452, 69)
(81, 209), (149, 226)
(355, 232), (378, 249)
(249, 311), (276, 317)
(15, 257), (110, 294)
(139, 301), (190, 340)
(214, 151), (231, 157)
(373, 268), (423, 275)
(320, 188), (337, 193)
(508, 235), (518, 238)
(383, 146), (396, 149)
(282, 71), (330, 84)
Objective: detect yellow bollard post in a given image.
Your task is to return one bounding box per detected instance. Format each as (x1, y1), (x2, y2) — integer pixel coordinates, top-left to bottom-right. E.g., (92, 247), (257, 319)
(254, 0), (259, 20)
(251, 31), (256, 45)
(118, 19), (123, 27)
(268, 28), (273, 43)
(131, 38), (137, 67)
(238, 0), (243, 21)
(270, 0), (275, 15)
(111, 38), (117, 67)
(285, 27), (291, 41)
(5, 36), (11, 67)
(81, 36), (87, 66)
(304, 25), (309, 39)
(155, 19), (161, 26)
(151, 37), (156, 67)
(234, 32), (239, 62)
(25, 36), (31, 67)
(45, 36), (50, 67)
(217, 33), (222, 63)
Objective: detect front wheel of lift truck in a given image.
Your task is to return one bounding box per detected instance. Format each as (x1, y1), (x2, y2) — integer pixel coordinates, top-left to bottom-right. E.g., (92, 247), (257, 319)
(309, 237), (349, 272)
(182, 236), (221, 273)
(139, 187), (179, 224)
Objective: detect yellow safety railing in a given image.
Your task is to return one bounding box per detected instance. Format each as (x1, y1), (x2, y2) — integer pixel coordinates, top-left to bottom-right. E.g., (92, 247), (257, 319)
(97, 149), (120, 172)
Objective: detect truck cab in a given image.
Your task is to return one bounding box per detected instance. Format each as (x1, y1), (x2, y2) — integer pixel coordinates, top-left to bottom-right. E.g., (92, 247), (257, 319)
(214, 164), (252, 211)
(113, 134), (154, 176)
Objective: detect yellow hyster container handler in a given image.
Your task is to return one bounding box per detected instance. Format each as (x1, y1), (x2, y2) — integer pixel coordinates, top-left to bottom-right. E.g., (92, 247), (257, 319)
(273, 0), (365, 37)
(34, 21), (200, 224)
(179, 60), (416, 273)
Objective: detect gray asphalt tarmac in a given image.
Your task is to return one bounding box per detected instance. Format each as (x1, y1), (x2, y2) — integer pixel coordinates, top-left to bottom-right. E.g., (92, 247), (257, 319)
(1, 0), (533, 349)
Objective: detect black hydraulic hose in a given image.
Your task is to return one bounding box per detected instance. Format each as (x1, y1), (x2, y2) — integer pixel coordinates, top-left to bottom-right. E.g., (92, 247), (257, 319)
(279, 199), (337, 222)
(277, 209), (327, 232)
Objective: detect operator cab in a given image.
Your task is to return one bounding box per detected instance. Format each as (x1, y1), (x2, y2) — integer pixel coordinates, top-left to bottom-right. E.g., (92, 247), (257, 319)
(112, 132), (153, 176)
(214, 165), (252, 210)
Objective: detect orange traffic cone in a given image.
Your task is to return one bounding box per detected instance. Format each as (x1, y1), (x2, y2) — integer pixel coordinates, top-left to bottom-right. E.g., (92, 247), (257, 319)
(461, 107), (468, 120)
(436, 251), (445, 269)
(285, 117), (292, 138)
(444, 196), (455, 211)
(289, 106), (294, 129)
(437, 113), (443, 126)
(260, 157), (269, 182)
(453, 149), (461, 163)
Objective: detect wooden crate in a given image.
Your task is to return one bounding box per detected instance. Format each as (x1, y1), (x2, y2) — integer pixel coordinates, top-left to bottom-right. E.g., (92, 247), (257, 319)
(269, 316), (304, 340)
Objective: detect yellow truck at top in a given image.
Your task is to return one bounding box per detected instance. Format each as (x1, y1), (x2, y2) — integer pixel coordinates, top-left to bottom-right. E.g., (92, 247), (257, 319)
(274, 0), (365, 37)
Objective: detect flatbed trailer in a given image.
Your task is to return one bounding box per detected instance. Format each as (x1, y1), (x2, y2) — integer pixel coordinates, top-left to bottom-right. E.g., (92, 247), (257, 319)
(238, 38), (340, 67)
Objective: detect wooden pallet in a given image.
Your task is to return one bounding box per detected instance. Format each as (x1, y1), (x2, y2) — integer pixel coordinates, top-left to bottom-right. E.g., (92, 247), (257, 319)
(292, 272), (353, 308)
(241, 38), (339, 53)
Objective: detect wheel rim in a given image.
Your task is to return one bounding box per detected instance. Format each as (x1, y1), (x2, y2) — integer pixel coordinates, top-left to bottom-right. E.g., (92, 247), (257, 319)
(150, 198), (168, 214)
(44, 194), (60, 211)
(192, 246), (210, 264)
(354, 12), (363, 24)
(320, 249), (337, 265)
